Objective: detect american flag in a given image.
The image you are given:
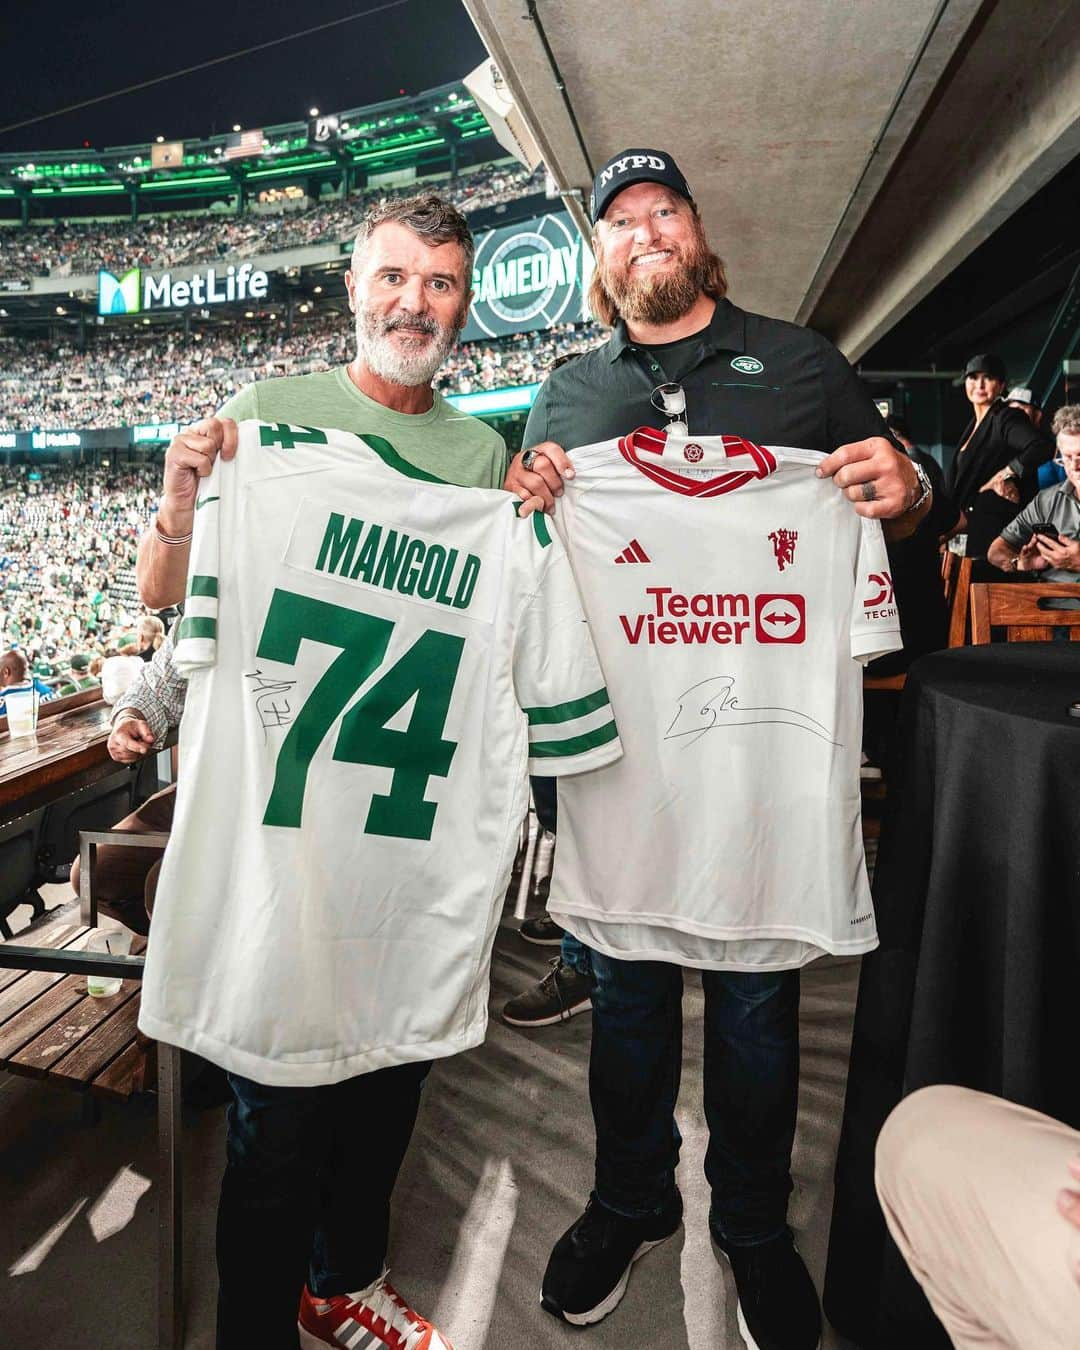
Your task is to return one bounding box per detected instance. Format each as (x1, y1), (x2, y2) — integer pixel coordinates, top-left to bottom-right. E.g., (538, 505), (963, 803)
(224, 129), (264, 161)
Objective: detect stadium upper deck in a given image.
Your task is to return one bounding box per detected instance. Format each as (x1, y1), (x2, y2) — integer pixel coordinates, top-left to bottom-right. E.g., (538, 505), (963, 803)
(0, 82), (495, 228)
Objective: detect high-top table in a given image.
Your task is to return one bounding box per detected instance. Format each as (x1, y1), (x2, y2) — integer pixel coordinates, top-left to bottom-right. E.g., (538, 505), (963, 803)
(825, 643), (1080, 1348)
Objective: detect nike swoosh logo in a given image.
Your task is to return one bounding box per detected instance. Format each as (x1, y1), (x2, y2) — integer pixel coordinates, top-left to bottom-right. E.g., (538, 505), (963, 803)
(196, 495), (220, 511)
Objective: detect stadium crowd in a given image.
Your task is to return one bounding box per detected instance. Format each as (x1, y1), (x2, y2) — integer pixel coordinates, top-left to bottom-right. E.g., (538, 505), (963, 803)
(0, 462), (159, 689)
(0, 317), (607, 430)
(0, 161), (541, 281)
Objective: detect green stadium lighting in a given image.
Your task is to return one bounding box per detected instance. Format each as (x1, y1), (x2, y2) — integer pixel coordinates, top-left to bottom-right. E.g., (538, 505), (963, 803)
(140, 174), (232, 190)
(445, 384), (541, 416)
(243, 158), (336, 181)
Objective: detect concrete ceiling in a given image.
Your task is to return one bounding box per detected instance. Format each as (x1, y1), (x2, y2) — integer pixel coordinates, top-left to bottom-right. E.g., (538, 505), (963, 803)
(461, 0), (1080, 358)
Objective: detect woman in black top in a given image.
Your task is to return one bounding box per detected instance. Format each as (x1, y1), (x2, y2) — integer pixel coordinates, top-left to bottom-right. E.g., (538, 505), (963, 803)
(946, 353), (1053, 558)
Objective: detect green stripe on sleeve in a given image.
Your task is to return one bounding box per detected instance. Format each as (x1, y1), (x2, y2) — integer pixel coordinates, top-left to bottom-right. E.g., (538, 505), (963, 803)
(176, 616), (217, 642)
(188, 575), (219, 598)
(529, 719), (619, 759)
(525, 687), (610, 726)
(532, 512), (552, 547)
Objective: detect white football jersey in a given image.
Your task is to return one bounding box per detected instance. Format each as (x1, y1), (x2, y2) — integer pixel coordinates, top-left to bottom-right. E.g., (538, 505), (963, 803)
(139, 421), (621, 1085)
(547, 427), (903, 970)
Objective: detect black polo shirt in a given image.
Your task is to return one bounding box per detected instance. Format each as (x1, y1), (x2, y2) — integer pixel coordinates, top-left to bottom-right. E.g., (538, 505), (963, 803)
(524, 297), (893, 454)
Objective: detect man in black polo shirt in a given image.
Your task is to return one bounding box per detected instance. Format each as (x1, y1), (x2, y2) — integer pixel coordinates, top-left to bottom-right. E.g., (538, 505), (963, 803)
(504, 149), (931, 1350)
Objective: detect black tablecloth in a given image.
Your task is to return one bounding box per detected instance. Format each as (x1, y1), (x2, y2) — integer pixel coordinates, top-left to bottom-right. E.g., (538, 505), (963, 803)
(824, 643), (1080, 1348)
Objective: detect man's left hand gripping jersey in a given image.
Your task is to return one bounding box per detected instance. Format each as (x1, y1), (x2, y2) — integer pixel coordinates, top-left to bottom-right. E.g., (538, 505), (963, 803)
(139, 420), (620, 1087)
(547, 427), (903, 972)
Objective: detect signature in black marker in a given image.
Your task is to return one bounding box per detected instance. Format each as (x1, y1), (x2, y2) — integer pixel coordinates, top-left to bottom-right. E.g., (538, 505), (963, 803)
(244, 670), (297, 738)
(664, 675), (841, 748)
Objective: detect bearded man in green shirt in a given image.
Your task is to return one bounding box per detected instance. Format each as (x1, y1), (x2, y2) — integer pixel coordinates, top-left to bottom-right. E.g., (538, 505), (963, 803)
(134, 193), (518, 1350)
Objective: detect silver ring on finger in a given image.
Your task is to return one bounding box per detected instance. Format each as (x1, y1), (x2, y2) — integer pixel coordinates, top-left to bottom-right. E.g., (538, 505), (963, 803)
(861, 481), (877, 503)
(521, 448), (538, 471)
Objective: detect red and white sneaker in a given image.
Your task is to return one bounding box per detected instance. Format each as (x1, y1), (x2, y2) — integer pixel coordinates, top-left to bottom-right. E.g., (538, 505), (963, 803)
(298, 1274), (454, 1350)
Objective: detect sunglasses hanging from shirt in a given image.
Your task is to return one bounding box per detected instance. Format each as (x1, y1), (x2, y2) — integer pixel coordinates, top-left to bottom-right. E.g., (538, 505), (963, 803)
(651, 382), (688, 437)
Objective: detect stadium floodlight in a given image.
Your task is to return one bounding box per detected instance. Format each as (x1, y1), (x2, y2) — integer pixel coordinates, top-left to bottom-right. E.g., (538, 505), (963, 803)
(55, 306), (65, 314)
(156, 136), (164, 143)
(232, 124), (241, 132)
(463, 59), (541, 170)
(309, 107), (319, 117)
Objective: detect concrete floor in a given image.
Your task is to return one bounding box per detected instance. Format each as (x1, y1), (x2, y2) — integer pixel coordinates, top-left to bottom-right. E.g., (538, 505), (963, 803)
(1, 880), (864, 1350)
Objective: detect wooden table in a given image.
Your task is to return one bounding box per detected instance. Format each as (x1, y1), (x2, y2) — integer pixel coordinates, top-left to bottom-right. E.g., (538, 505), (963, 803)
(0, 918), (151, 1098)
(0, 689), (118, 827)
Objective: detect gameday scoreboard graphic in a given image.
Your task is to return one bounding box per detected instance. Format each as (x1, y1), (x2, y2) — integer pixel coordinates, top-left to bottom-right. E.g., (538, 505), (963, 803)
(462, 209), (594, 342)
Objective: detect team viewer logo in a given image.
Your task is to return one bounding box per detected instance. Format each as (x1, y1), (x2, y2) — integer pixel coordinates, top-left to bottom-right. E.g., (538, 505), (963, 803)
(755, 594), (805, 643)
(768, 528), (798, 571)
(98, 268), (141, 315)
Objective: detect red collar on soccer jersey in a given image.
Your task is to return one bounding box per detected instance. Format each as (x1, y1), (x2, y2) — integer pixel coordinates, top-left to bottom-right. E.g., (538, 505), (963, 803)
(618, 426), (778, 496)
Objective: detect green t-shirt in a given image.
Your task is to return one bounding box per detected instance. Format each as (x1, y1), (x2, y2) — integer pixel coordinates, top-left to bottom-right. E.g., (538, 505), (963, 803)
(218, 366), (508, 490)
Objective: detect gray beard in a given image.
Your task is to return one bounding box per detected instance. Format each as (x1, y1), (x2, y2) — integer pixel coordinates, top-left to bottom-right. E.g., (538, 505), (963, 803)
(354, 305), (458, 388)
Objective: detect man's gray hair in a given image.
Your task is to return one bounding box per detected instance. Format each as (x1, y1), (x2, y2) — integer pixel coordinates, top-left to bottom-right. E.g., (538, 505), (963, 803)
(351, 193), (475, 283)
(1052, 403), (1080, 438)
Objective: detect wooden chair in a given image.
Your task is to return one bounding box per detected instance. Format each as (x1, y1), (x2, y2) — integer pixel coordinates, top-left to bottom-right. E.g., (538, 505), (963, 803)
(969, 582), (1080, 643)
(943, 552), (973, 648)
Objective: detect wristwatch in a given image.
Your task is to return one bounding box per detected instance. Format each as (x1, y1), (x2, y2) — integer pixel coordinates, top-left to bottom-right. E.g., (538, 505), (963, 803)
(907, 461), (933, 514)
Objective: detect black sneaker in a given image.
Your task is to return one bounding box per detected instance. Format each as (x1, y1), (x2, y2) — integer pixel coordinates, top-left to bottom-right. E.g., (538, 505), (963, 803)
(502, 958), (592, 1027)
(518, 914), (565, 946)
(542, 1191), (683, 1325)
(713, 1228), (821, 1350)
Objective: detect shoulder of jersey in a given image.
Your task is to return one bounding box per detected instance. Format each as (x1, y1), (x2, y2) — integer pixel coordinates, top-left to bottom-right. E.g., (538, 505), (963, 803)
(511, 499), (557, 555)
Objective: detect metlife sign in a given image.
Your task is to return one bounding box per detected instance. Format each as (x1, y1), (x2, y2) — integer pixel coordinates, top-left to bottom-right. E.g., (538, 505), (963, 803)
(98, 262), (269, 316)
(462, 210), (592, 342)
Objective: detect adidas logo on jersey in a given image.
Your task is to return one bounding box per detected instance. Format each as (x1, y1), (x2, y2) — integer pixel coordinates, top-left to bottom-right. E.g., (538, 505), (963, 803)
(614, 539), (650, 564)
(618, 586), (806, 646)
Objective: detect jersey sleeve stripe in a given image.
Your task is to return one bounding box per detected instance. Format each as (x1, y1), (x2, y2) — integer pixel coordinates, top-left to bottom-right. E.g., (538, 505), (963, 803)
(524, 686), (610, 726)
(188, 574), (219, 598)
(529, 718), (619, 758)
(175, 616), (217, 642)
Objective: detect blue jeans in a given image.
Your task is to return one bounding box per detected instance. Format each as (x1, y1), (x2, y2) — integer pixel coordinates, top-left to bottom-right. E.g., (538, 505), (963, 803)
(216, 1061), (430, 1348)
(588, 950), (800, 1246)
(531, 774), (594, 980)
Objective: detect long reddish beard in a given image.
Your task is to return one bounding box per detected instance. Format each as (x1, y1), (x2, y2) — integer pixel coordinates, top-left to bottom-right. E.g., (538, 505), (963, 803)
(597, 224), (711, 326)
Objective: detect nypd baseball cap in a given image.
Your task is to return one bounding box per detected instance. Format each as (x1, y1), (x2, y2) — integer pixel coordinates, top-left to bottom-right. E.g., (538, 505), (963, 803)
(590, 148), (694, 224)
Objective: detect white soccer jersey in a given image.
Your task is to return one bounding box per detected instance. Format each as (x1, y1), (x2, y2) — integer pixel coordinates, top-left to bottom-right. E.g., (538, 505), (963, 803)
(138, 421), (620, 1085)
(547, 427), (903, 970)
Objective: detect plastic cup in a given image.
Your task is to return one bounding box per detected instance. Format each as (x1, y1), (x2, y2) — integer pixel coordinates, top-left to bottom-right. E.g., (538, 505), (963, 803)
(5, 684), (39, 738)
(86, 929), (132, 997)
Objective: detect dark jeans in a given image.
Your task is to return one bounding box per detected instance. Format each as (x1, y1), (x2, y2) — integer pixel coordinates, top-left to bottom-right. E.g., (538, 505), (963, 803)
(588, 949), (800, 1246)
(216, 1060), (430, 1349)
